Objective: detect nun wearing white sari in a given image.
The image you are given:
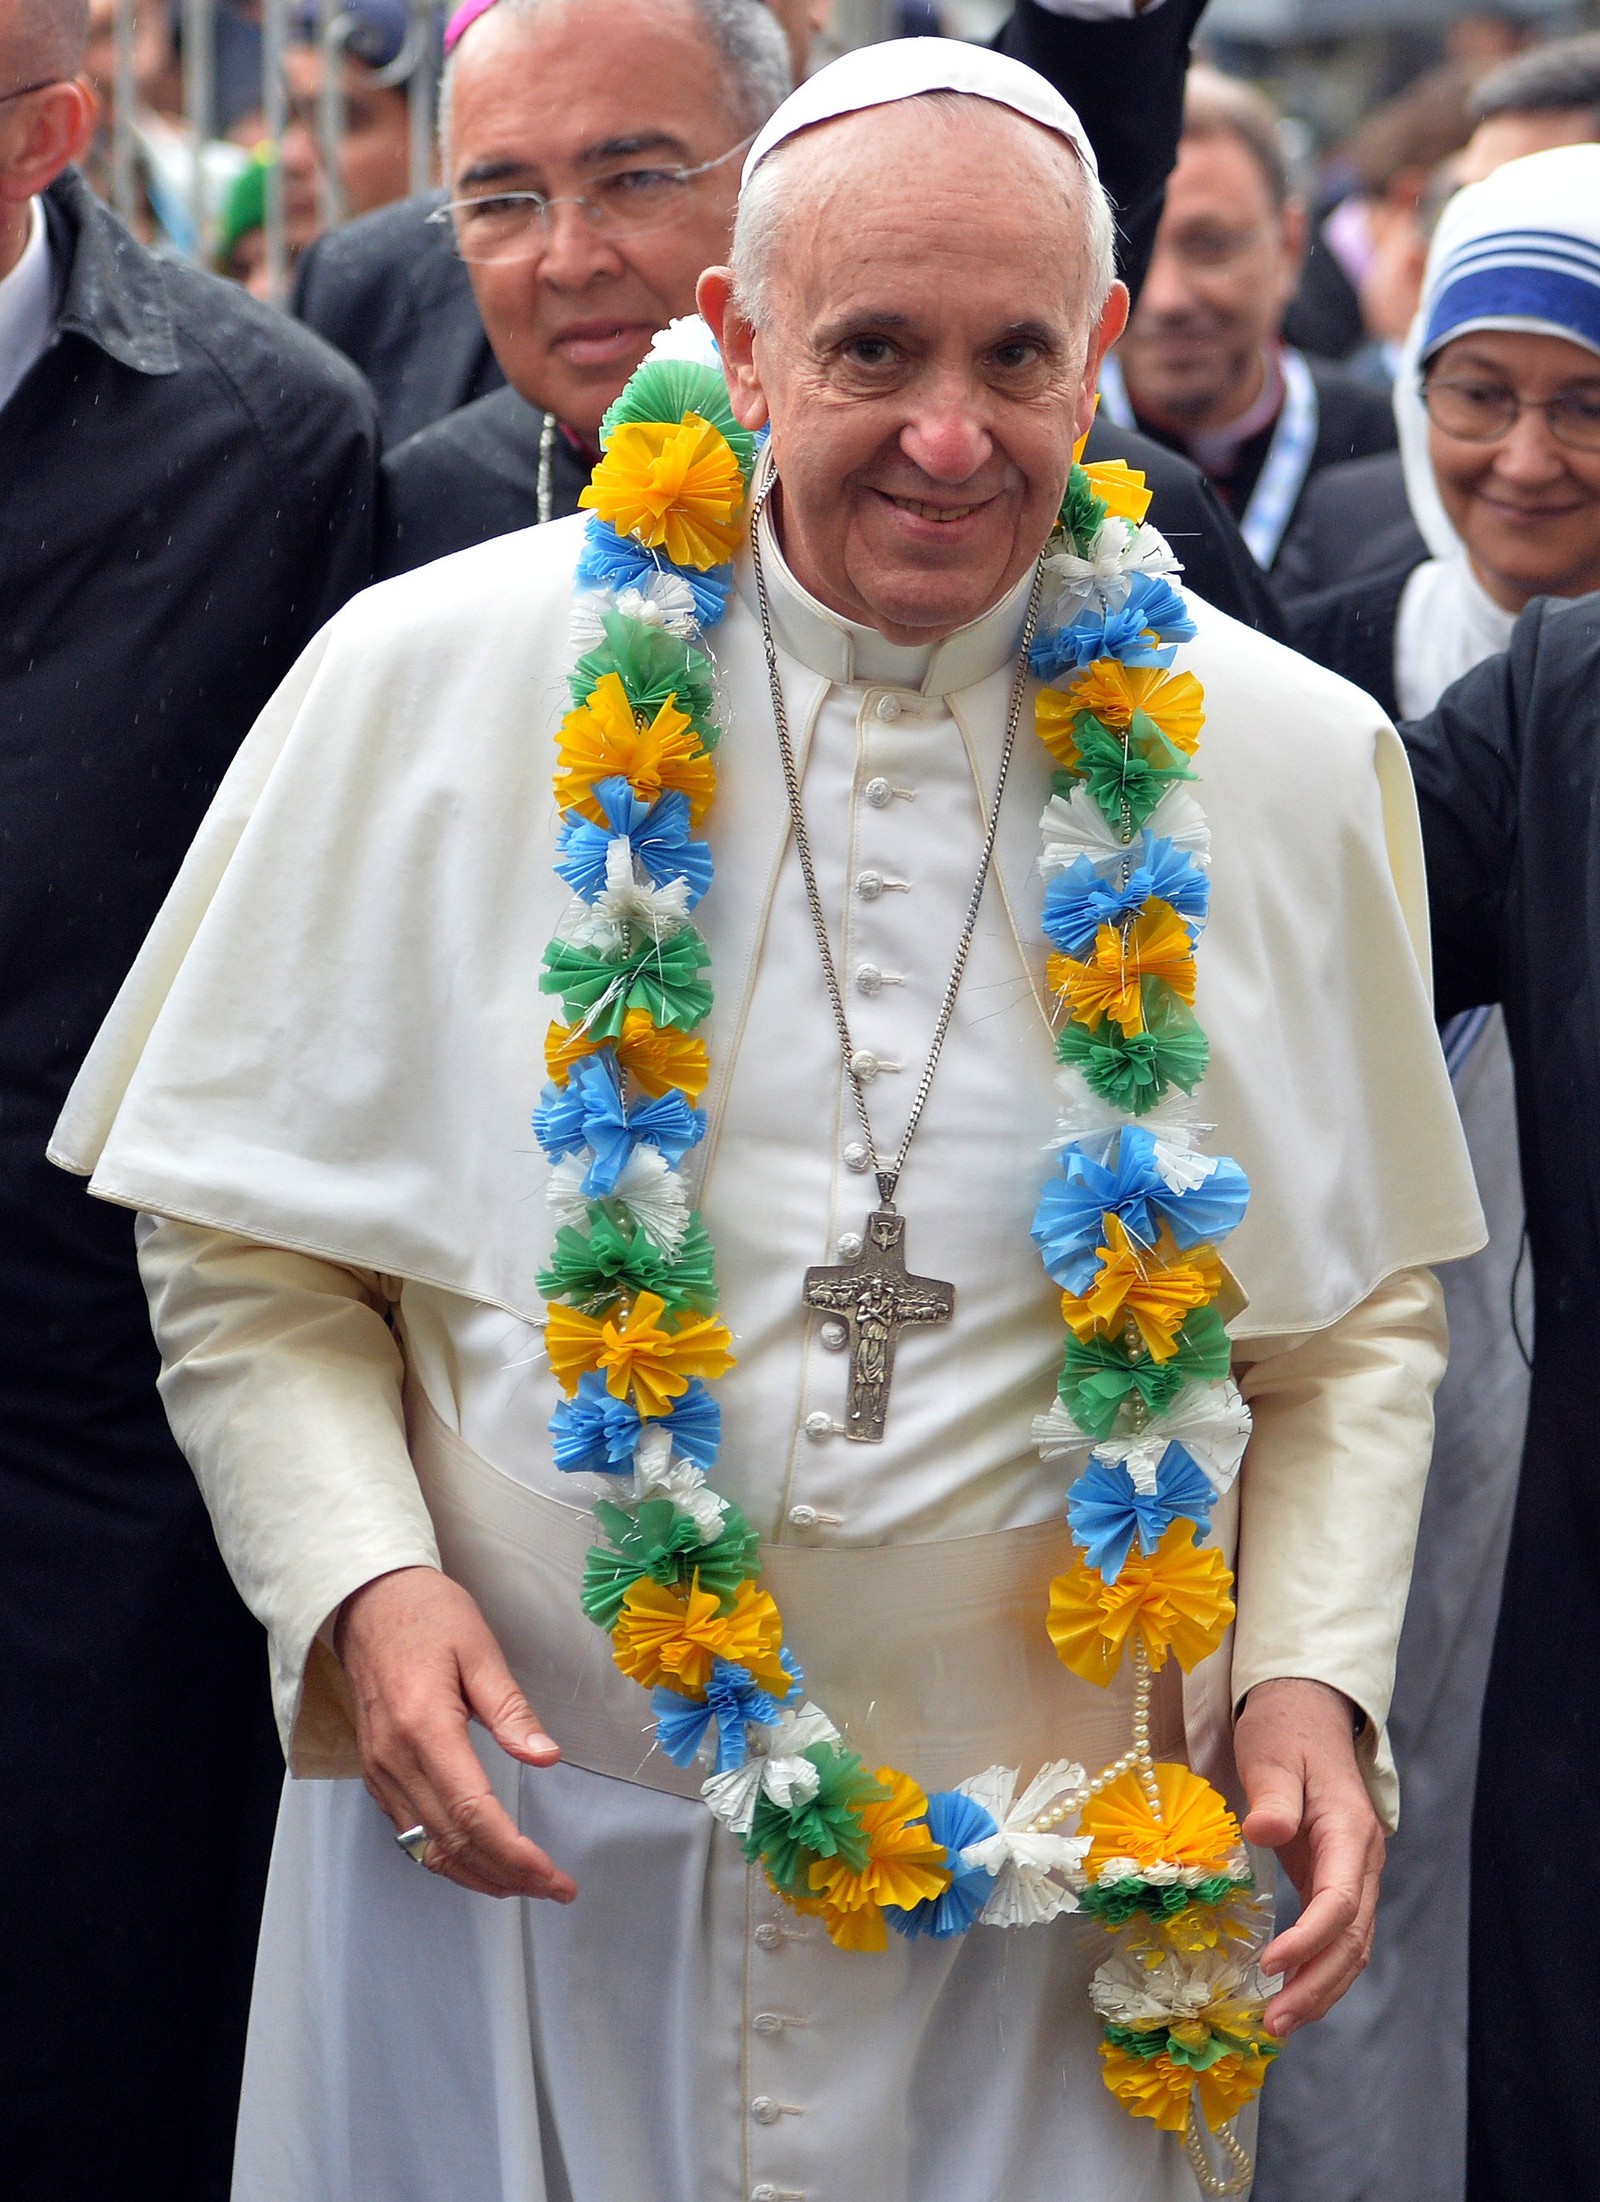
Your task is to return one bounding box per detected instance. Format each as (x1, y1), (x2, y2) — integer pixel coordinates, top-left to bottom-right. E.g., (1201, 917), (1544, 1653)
(1265, 146), (1600, 2202)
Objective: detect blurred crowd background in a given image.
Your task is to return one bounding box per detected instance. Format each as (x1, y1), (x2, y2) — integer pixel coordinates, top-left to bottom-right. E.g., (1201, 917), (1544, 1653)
(85, 0), (1600, 332)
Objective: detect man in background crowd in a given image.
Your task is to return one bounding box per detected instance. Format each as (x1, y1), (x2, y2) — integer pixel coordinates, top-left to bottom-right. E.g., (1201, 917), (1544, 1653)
(1103, 64), (1396, 572)
(0, 2), (378, 2195)
(1459, 27), (1600, 179)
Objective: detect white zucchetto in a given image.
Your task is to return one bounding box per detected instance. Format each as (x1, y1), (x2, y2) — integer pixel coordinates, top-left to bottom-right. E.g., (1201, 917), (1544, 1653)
(741, 35), (1098, 189)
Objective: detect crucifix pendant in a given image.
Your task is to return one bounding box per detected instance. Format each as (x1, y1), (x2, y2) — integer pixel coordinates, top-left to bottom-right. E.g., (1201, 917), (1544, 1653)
(803, 1207), (954, 1443)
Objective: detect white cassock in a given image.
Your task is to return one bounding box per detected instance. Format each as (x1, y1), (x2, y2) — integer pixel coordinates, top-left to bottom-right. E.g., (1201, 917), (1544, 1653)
(52, 510), (1483, 2202)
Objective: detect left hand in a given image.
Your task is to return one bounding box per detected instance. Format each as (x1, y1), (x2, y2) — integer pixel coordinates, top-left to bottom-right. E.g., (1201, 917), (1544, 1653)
(1234, 1676), (1385, 2039)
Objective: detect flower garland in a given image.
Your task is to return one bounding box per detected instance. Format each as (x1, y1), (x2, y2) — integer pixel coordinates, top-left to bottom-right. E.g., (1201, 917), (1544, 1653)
(534, 320), (1278, 2179)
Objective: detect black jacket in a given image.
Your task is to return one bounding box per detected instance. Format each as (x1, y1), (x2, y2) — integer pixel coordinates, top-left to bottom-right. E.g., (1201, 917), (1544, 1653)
(1, 170), (377, 2199)
(1285, 556), (1421, 722)
(1274, 449), (1426, 605)
(1401, 594), (1600, 2198)
(380, 382), (1283, 636)
(1122, 354), (1397, 561)
(296, 0), (1211, 444)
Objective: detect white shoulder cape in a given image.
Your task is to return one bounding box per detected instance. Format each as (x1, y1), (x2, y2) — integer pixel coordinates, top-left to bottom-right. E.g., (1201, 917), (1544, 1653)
(51, 514), (1484, 1338)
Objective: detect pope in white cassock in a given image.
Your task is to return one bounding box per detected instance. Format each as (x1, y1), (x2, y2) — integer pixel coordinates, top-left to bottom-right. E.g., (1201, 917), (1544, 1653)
(53, 41), (1483, 2202)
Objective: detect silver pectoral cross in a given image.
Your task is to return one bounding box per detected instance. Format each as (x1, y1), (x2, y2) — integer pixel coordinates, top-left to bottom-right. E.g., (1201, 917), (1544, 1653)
(803, 1208), (954, 1443)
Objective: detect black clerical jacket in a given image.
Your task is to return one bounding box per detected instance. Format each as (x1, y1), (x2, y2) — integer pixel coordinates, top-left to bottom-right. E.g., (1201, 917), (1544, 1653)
(0, 170), (377, 2198)
(1400, 592), (1600, 2199)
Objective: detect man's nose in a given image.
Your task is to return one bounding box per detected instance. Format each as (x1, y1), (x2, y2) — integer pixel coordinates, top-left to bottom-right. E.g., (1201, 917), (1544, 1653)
(899, 395), (993, 484)
(537, 198), (626, 288)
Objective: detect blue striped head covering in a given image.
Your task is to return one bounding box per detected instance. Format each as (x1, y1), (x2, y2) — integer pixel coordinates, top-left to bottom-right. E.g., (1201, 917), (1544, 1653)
(1419, 143), (1600, 365)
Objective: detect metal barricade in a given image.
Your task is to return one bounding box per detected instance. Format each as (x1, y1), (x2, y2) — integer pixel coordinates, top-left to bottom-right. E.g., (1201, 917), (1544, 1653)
(105, 0), (444, 301)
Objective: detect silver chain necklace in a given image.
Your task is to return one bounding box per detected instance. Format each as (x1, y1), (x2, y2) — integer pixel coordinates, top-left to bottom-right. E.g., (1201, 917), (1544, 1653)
(537, 412), (557, 525)
(747, 474), (1045, 1439)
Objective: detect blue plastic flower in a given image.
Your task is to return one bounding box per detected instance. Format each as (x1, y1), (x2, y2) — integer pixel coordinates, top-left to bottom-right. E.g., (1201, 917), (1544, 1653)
(654, 1659), (787, 1773)
(1041, 835), (1209, 959)
(549, 1373), (722, 1474)
(575, 518), (734, 628)
(1030, 572), (1198, 679)
(886, 1789), (1000, 1939)
(555, 778), (714, 907)
(533, 1052), (705, 1194)
(1032, 1128), (1248, 1292)
(1032, 1130), (1169, 1293)
(1065, 1444), (1219, 1580)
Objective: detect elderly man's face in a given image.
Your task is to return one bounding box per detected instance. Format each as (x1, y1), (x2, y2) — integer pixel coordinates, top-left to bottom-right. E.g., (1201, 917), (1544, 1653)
(704, 104), (1126, 643)
(447, 0), (754, 438)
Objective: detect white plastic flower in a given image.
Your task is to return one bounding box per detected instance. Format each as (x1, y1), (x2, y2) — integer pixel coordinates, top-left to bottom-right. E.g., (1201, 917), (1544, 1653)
(701, 1703), (840, 1835)
(647, 314), (721, 370)
(1093, 1378), (1251, 1497)
(569, 573), (700, 648)
(954, 1761), (1092, 1928)
(593, 842), (694, 942)
(1037, 784), (1212, 880)
(632, 1425), (727, 1541)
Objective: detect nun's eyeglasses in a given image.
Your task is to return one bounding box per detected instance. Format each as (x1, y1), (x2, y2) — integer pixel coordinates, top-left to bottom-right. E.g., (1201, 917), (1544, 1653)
(430, 136), (753, 265)
(1423, 374), (1600, 453)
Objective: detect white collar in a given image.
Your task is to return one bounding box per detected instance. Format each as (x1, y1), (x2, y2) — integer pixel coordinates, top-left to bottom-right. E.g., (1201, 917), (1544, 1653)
(0, 198), (55, 416)
(734, 456), (1035, 698)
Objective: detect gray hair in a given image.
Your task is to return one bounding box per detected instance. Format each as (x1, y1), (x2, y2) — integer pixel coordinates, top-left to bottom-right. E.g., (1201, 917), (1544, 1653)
(441, 0), (791, 166)
(731, 90), (1118, 330)
(1472, 32), (1600, 128)
(7, 0), (89, 79)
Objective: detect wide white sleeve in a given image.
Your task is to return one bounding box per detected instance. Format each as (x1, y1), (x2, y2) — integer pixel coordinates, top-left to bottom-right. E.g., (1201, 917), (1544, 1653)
(1230, 1264), (1448, 1831)
(137, 1216), (442, 1775)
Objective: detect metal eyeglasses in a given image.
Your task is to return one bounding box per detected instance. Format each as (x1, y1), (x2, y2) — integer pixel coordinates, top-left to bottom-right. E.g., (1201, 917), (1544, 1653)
(429, 136), (753, 265)
(1422, 373), (1600, 453)
(0, 76), (64, 105)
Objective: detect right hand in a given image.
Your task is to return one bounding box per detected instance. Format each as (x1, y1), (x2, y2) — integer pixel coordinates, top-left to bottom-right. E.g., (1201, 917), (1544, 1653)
(335, 1565), (577, 1903)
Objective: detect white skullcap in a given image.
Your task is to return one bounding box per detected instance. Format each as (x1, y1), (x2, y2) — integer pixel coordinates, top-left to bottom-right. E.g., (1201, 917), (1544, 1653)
(741, 35), (1098, 191)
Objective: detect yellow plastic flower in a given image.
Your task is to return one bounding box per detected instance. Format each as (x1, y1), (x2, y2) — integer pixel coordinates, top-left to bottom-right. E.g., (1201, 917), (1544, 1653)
(802, 1769), (951, 1951)
(555, 672), (716, 826)
(1064, 662), (1205, 752)
(545, 1290), (734, 1415)
(1081, 457), (1153, 524)
(1059, 1216), (1220, 1361)
(610, 1575), (789, 1694)
(1047, 1524), (1235, 1683)
(1048, 899), (1197, 1037)
(1079, 1762), (1242, 1877)
(579, 414), (746, 569)
(1100, 2041), (1271, 2132)
(545, 1008), (710, 1100)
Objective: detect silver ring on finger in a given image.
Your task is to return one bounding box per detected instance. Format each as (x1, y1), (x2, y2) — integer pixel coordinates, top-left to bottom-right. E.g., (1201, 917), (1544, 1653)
(395, 1823), (431, 1865)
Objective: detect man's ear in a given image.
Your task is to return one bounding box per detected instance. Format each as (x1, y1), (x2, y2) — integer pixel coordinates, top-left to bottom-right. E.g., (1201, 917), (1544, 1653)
(697, 266), (770, 433)
(1075, 279), (1129, 445)
(0, 79), (98, 207)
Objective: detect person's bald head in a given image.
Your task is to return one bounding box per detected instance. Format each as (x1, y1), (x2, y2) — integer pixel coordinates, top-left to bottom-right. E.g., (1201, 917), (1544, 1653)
(2, 0), (89, 80)
(1, 0), (96, 278)
(701, 94), (1127, 645)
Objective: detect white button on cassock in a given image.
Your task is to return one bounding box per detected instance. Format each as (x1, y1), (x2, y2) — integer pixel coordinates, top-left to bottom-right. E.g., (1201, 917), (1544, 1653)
(875, 693), (903, 721)
(864, 776), (892, 807)
(855, 964), (882, 995)
(836, 1231), (863, 1258)
(842, 1142), (870, 1172)
(855, 870), (884, 900)
(751, 2096), (781, 2126)
(849, 1050), (879, 1080)
(753, 1924), (782, 1951)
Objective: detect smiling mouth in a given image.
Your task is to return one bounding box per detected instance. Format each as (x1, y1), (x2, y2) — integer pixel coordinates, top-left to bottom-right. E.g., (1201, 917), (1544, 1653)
(881, 492), (988, 523)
